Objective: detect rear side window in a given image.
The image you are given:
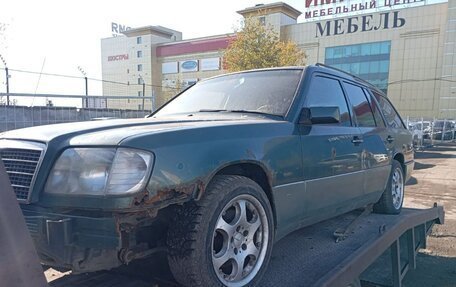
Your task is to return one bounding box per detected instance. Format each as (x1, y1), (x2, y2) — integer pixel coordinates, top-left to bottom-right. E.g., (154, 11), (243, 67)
(305, 76), (351, 126)
(363, 89), (385, 128)
(373, 92), (405, 129)
(343, 83), (376, 127)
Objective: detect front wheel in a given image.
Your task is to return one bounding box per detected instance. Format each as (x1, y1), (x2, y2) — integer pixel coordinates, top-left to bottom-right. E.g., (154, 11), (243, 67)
(167, 175), (274, 287)
(374, 160), (405, 214)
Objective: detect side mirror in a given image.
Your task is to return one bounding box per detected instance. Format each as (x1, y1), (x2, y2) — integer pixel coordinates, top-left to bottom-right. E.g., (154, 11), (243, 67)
(299, 106), (341, 125)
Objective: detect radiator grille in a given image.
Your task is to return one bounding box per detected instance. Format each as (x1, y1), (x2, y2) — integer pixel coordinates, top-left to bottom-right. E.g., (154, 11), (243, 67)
(1, 148), (42, 201)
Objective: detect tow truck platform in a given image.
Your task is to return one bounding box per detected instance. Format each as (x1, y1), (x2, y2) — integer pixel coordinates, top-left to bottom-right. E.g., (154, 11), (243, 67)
(48, 205), (444, 287)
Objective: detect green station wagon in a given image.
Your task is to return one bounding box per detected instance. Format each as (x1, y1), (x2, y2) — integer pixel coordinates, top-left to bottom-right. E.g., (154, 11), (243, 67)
(0, 64), (414, 287)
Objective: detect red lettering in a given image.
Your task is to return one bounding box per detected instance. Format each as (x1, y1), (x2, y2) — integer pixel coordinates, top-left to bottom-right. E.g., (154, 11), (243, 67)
(108, 54), (129, 62)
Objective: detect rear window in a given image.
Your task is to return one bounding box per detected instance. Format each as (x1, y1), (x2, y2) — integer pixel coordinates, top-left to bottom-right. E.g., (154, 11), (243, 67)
(372, 92), (405, 129)
(363, 88), (385, 128)
(343, 83), (376, 127)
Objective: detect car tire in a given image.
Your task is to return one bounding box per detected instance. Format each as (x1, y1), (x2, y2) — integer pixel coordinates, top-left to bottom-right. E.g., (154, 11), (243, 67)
(167, 175), (274, 287)
(374, 160), (405, 214)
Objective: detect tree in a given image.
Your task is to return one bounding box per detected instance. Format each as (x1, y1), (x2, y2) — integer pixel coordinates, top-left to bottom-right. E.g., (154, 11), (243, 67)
(161, 76), (184, 105)
(223, 18), (306, 72)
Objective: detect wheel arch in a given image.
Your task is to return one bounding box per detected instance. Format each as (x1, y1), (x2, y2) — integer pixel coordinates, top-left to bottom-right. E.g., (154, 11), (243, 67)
(203, 161), (277, 228)
(393, 152), (406, 174)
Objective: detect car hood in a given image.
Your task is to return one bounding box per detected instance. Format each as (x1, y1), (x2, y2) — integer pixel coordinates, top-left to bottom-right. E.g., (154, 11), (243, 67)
(0, 114), (277, 146)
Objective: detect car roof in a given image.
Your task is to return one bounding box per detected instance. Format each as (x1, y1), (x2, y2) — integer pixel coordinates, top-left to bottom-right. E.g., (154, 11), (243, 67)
(306, 64), (383, 94)
(200, 64), (383, 95)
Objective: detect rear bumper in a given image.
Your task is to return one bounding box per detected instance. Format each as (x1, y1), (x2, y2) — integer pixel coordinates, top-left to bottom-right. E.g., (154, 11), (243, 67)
(22, 208), (122, 273)
(404, 160), (414, 182)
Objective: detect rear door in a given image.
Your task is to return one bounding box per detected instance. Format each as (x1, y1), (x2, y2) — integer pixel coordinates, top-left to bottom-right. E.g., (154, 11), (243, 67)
(342, 82), (390, 198)
(300, 75), (364, 218)
(372, 91), (414, 173)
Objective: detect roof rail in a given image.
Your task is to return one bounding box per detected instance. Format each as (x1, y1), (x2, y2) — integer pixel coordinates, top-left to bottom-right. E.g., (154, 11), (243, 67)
(315, 63), (376, 89)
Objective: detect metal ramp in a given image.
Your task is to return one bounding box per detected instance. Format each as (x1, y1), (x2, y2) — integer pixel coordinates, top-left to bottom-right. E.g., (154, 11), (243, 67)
(0, 156), (444, 287)
(48, 206), (444, 287)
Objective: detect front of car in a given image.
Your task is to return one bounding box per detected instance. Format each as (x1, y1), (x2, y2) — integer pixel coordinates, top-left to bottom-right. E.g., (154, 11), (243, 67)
(0, 68), (304, 273)
(0, 119), (188, 272)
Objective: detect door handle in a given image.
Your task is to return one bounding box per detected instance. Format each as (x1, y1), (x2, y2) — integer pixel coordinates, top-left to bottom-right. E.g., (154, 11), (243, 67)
(387, 135), (395, 143)
(352, 136), (364, 145)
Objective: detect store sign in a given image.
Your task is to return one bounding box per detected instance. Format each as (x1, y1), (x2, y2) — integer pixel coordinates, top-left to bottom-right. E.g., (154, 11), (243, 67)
(111, 22), (131, 37)
(108, 54), (129, 61)
(315, 11), (406, 38)
(162, 62), (178, 74)
(180, 60), (198, 72)
(304, 0), (446, 21)
(201, 58), (220, 71)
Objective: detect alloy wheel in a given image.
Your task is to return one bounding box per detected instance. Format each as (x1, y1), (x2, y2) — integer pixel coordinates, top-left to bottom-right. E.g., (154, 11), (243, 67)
(391, 167), (404, 210)
(211, 194), (269, 286)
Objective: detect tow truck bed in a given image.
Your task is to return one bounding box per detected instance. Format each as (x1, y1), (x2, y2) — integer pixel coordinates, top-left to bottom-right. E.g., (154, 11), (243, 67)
(49, 205), (444, 287)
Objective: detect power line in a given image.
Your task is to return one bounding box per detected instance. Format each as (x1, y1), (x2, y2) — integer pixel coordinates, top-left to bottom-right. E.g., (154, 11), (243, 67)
(0, 67), (181, 90)
(388, 77), (456, 85)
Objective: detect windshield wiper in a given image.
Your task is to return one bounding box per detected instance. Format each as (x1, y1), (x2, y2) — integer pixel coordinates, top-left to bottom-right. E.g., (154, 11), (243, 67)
(228, 110), (283, 117)
(198, 109), (228, 112)
(198, 109), (282, 118)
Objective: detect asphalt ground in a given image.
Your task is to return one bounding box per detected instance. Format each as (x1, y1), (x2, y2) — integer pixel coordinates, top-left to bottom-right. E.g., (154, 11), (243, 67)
(45, 144), (456, 287)
(402, 144), (456, 286)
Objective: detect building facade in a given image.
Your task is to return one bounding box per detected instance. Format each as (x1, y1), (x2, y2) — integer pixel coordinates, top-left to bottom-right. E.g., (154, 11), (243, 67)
(101, 0), (456, 118)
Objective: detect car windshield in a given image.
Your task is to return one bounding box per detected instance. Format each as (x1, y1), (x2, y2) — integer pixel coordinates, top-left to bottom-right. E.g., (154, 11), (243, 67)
(153, 69), (303, 117)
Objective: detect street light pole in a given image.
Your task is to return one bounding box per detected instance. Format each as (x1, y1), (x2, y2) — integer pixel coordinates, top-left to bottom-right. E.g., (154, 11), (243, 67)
(139, 74), (145, 111)
(142, 82), (145, 111)
(77, 66), (88, 108)
(84, 76), (88, 108)
(0, 54), (9, 105)
(5, 67), (9, 106)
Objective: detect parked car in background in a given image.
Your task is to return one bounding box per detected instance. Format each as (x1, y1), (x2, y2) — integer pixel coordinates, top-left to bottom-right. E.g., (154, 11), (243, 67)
(0, 64), (413, 287)
(408, 120), (432, 147)
(432, 120), (456, 141)
(408, 122), (424, 147)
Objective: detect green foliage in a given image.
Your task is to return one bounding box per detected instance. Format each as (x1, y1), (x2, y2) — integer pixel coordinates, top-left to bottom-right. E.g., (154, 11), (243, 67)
(224, 18), (306, 72)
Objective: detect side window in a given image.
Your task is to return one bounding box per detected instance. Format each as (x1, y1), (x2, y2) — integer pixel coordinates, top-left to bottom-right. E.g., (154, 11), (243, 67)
(363, 89), (385, 128)
(373, 92), (405, 129)
(305, 76), (351, 126)
(343, 83), (376, 127)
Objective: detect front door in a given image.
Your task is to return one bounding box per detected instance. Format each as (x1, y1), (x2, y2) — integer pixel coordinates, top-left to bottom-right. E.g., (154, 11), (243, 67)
(300, 75), (364, 219)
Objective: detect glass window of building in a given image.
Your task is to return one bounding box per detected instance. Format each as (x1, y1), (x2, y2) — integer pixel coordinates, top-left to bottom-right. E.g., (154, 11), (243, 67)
(138, 91), (143, 97)
(325, 41), (391, 94)
(137, 50), (143, 58)
(137, 64), (143, 72)
(137, 37), (142, 44)
(259, 16), (266, 25)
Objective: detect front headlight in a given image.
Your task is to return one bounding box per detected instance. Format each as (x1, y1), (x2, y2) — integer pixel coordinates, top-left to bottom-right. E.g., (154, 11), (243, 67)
(45, 148), (154, 195)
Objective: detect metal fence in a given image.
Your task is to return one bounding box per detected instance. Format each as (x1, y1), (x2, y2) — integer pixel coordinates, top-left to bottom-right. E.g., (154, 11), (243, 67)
(0, 93), (154, 132)
(405, 117), (456, 150)
(1, 93), (455, 152)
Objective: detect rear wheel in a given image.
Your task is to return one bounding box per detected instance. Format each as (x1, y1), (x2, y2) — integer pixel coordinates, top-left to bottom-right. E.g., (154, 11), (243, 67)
(167, 175), (274, 287)
(374, 160), (405, 214)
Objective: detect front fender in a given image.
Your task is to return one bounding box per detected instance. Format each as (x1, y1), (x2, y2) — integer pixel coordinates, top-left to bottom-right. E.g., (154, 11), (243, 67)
(121, 122), (302, 208)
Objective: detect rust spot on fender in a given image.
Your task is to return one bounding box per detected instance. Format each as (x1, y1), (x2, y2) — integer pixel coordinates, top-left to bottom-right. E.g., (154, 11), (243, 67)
(133, 179), (205, 206)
